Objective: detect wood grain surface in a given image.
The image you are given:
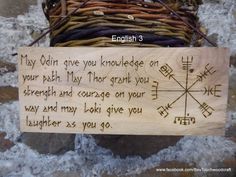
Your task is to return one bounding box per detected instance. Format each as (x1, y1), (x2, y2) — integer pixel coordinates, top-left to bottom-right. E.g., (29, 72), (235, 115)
(18, 47), (229, 135)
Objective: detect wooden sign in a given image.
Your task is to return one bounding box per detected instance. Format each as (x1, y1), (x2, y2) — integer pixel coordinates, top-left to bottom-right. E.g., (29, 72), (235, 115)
(18, 47), (229, 135)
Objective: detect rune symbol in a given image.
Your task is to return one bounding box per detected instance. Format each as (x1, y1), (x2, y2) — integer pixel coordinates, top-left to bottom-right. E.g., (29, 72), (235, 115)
(153, 56), (220, 125)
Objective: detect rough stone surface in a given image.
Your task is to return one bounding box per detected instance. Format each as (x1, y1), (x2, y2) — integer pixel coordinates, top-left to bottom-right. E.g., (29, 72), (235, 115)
(223, 157), (236, 170)
(204, 33), (219, 47)
(227, 67), (236, 135)
(229, 87), (236, 112)
(0, 132), (14, 152)
(52, 171), (81, 177)
(226, 125), (236, 137)
(0, 86), (18, 104)
(0, 0), (37, 17)
(224, 163), (236, 177)
(103, 158), (236, 177)
(0, 60), (16, 75)
(230, 55), (236, 68)
(103, 161), (195, 177)
(136, 161), (194, 177)
(19, 133), (75, 155)
(93, 135), (183, 158)
(207, 157), (236, 177)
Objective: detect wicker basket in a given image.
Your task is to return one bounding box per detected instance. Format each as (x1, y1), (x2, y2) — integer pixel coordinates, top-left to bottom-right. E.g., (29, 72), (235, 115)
(43, 0), (203, 47)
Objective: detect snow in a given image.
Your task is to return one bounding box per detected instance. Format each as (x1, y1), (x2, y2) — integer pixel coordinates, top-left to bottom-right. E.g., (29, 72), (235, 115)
(0, 0), (235, 177)
(0, 102), (20, 141)
(0, 72), (18, 87)
(0, 0), (49, 64)
(198, 0), (236, 54)
(0, 133), (235, 177)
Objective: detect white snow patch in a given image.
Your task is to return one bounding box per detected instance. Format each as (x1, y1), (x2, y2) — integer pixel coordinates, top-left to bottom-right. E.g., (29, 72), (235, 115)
(0, 71), (18, 87)
(0, 134), (235, 177)
(0, 143), (83, 177)
(74, 135), (236, 176)
(0, 0), (49, 64)
(0, 102), (20, 141)
(198, 0), (236, 54)
(230, 66), (236, 76)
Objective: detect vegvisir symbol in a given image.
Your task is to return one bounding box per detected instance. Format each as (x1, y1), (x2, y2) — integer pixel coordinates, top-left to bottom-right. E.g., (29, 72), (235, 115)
(203, 85), (222, 97)
(157, 104), (172, 118)
(151, 81), (159, 100)
(196, 63), (216, 82)
(159, 63), (174, 79)
(153, 56), (221, 125)
(182, 56), (193, 70)
(199, 102), (214, 118)
(174, 116), (196, 125)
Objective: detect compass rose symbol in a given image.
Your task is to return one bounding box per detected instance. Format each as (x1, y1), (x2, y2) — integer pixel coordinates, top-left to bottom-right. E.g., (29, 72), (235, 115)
(152, 56), (221, 125)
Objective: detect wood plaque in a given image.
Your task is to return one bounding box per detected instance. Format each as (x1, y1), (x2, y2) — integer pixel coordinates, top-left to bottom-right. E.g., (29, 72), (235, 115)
(18, 47), (229, 135)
